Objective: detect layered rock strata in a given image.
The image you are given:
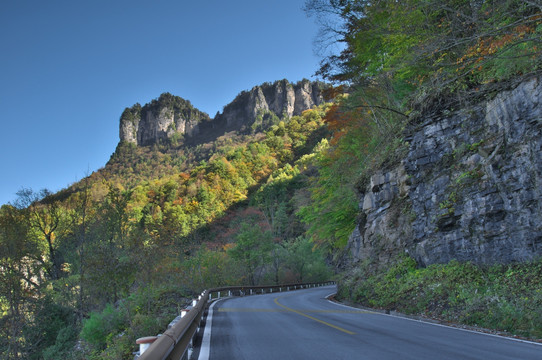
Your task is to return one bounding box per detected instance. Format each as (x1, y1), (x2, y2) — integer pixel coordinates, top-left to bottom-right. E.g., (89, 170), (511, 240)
(347, 77), (542, 266)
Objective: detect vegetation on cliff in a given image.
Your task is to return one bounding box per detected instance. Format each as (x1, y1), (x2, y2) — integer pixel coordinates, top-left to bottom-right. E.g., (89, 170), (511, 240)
(303, 0), (542, 340)
(303, 0), (541, 250)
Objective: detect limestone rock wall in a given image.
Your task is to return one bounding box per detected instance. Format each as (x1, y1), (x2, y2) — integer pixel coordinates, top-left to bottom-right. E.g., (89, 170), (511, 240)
(119, 105), (141, 144)
(347, 77), (542, 266)
(214, 79), (325, 130)
(119, 93), (210, 146)
(119, 79), (326, 146)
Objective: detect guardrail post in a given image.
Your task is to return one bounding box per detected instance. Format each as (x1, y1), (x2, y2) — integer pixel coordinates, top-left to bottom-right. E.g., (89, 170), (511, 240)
(136, 336), (158, 357)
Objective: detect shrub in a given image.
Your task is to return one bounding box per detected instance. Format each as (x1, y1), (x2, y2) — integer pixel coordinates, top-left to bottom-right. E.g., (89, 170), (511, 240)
(80, 304), (126, 351)
(339, 256), (542, 339)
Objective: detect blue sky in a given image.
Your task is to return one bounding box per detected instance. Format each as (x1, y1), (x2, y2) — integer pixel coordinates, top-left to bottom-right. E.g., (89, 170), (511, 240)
(0, 0), (324, 206)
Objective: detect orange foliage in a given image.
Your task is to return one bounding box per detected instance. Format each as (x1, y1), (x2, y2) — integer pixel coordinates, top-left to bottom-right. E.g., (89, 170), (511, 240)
(321, 84), (346, 101)
(324, 103), (364, 145)
(457, 21), (537, 69)
(222, 243), (235, 251)
(179, 172), (190, 181)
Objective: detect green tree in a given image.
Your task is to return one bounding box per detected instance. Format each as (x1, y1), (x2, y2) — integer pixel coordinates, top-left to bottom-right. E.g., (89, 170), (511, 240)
(269, 243), (288, 285)
(181, 247), (237, 290)
(16, 188), (68, 280)
(84, 185), (135, 307)
(0, 204), (39, 359)
(70, 176), (92, 322)
(23, 295), (77, 360)
(306, 0), (541, 99)
(285, 236), (330, 282)
(228, 222), (273, 285)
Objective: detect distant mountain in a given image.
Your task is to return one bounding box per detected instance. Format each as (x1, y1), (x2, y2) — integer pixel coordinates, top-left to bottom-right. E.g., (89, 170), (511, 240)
(119, 79), (327, 147)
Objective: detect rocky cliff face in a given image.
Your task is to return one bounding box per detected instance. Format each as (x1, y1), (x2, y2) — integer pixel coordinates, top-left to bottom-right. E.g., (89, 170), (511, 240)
(119, 93), (210, 146)
(214, 79), (325, 130)
(347, 77), (542, 266)
(119, 79), (326, 146)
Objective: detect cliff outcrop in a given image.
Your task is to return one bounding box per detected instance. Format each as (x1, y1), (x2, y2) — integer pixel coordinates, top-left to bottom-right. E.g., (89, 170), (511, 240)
(214, 79), (325, 130)
(347, 77), (542, 266)
(119, 93), (211, 146)
(119, 79), (326, 147)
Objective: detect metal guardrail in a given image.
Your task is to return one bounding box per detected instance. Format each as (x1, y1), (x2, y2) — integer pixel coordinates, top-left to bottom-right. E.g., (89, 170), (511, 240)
(137, 281), (335, 360)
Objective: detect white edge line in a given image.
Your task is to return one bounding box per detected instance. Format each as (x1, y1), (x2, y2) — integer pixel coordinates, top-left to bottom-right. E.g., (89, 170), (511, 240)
(324, 292), (542, 347)
(197, 300), (219, 360)
(198, 286), (334, 359)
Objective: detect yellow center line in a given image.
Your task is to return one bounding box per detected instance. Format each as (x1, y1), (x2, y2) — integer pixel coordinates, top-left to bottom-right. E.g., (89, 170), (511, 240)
(273, 296), (356, 335)
(219, 308), (287, 312)
(218, 308), (372, 314)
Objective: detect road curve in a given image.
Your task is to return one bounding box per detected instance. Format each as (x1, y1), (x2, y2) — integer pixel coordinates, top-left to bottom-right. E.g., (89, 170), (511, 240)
(198, 285), (542, 360)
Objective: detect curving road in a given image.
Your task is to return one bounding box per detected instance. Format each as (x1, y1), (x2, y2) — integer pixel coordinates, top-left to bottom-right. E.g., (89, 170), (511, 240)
(198, 285), (542, 360)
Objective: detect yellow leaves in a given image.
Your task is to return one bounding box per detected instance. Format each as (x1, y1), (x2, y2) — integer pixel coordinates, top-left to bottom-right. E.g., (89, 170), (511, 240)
(222, 243), (235, 251)
(233, 190), (247, 202)
(184, 199), (199, 213)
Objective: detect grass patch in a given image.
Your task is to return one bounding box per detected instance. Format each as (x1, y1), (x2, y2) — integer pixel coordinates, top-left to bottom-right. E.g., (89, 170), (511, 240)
(338, 256), (542, 339)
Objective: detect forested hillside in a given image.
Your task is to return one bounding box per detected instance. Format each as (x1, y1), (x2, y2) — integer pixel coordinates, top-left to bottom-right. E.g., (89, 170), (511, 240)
(1, 1), (542, 359)
(0, 80), (334, 358)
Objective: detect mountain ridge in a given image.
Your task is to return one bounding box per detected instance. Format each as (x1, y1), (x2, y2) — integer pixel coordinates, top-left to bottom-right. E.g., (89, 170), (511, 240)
(119, 79), (327, 148)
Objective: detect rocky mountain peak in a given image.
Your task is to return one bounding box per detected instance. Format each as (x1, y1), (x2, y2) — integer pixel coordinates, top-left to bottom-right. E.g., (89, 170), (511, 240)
(119, 79), (327, 147)
(119, 92), (211, 146)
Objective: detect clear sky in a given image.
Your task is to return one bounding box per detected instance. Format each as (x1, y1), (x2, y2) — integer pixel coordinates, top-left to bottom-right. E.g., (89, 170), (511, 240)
(0, 0), (323, 206)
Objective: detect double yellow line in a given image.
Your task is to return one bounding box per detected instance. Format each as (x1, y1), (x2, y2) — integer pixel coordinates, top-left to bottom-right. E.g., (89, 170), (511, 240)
(273, 296), (355, 335)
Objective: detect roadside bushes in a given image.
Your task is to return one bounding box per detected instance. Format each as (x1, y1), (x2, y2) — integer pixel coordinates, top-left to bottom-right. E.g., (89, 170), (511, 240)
(81, 304), (126, 351)
(338, 256), (542, 339)
(80, 285), (189, 359)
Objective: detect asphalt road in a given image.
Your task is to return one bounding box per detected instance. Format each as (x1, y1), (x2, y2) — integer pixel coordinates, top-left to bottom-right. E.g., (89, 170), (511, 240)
(198, 285), (542, 360)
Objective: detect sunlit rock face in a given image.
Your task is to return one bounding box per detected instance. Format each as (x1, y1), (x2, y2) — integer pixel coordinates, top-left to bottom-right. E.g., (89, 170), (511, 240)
(214, 79), (326, 131)
(347, 77), (542, 266)
(119, 93), (209, 146)
(119, 79), (327, 146)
